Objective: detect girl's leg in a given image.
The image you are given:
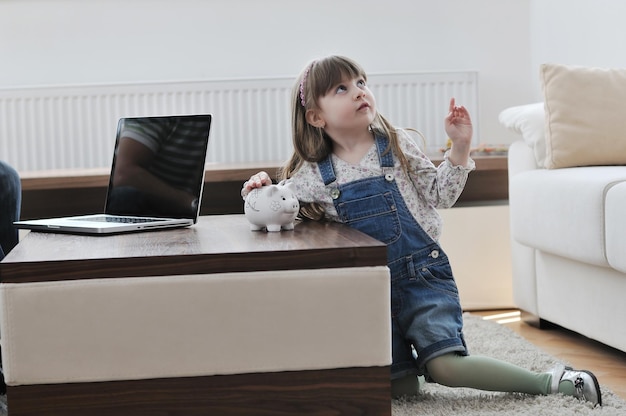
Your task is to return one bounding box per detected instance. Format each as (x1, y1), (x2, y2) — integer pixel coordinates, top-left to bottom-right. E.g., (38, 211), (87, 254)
(426, 352), (551, 394)
(426, 353), (602, 405)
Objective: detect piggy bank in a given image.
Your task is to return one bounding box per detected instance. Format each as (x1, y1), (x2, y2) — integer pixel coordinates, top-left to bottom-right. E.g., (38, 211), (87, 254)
(244, 181), (300, 232)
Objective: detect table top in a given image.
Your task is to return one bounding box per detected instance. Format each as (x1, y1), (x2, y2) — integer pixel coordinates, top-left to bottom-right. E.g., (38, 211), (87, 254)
(0, 215), (387, 283)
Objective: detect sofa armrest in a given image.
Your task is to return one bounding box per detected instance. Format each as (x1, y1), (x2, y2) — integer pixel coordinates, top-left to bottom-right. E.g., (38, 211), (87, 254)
(499, 102), (546, 172)
(508, 140), (540, 179)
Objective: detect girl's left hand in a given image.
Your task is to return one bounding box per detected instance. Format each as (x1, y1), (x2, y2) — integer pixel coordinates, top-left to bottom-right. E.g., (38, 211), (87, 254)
(444, 98), (473, 166)
(444, 98), (473, 147)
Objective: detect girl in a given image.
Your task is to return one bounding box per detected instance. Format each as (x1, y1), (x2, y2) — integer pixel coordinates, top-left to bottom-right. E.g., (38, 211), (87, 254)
(241, 55), (601, 406)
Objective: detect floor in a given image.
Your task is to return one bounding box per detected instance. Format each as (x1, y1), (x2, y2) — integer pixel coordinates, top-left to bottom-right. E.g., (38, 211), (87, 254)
(473, 310), (626, 401)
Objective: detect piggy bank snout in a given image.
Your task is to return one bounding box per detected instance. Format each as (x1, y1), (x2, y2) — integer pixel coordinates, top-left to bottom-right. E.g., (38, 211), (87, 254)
(284, 196), (299, 211)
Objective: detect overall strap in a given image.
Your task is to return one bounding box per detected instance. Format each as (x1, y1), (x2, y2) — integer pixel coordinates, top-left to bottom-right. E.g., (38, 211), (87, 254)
(317, 155), (336, 185)
(375, 135), (394, 168)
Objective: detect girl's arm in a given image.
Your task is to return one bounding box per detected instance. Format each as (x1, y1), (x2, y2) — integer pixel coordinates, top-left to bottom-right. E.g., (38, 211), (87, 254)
(400, 129), (474, 210)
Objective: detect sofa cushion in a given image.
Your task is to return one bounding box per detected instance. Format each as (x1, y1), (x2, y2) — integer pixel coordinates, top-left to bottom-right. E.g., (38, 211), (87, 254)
(541, 63), (626, 169)
(498, 102), (546, 168)
(510, 166), (626, 267)
(605, 182), (626, 274)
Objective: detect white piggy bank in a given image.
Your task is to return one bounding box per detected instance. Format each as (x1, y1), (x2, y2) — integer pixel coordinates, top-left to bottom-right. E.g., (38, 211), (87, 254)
(244, 181), (300, 232)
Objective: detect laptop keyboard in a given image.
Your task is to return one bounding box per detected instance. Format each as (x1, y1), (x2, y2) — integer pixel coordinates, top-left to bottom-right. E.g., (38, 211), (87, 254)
(75, 216), (167, 224)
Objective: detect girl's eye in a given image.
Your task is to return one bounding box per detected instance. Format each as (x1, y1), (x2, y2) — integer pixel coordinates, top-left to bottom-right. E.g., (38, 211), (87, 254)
(357, 79), (366, 87)
(336, 85), (347, 93)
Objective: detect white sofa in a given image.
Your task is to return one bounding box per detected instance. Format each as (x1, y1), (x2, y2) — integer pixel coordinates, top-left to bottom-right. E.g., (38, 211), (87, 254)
(500, 63), (626, 354)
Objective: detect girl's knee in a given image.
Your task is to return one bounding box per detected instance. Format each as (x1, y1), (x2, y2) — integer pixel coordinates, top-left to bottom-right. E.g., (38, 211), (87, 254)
(425, 353), (460, 386)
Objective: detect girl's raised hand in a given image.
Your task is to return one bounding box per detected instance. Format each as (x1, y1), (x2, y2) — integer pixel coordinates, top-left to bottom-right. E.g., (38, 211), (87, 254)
(241, 171), (272, 199)
(444, 98), (473, 147)
(444, 98), (473, 167)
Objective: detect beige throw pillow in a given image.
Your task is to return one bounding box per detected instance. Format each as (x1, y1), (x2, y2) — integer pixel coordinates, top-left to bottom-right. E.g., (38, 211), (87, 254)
(541, 63), (626, 169)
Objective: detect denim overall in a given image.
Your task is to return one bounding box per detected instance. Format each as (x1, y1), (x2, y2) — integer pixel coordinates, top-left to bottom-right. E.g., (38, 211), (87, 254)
(317, 135), (468, 379)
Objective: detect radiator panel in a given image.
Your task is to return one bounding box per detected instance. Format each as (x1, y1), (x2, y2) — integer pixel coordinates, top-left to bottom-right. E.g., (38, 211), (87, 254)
(0, 72), (478, 171)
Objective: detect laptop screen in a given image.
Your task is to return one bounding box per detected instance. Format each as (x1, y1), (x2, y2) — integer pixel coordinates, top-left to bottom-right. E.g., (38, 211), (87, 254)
(104, 114), (212, 221)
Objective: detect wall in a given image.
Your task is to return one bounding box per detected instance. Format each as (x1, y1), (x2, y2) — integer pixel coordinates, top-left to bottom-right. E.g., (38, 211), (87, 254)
(0, 0), (532, 146)
(5, 1), (624, 150)
(439, 205), (514, 310)
(529, 0), (626, 100)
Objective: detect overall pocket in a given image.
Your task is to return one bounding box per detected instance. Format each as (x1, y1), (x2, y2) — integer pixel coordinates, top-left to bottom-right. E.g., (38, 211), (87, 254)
(415, 257), (459, 297)
(337, 191), (401, 244)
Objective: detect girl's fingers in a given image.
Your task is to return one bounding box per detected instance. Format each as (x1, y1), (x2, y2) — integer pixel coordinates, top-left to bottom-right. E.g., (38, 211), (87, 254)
(249, 171), (270, 186)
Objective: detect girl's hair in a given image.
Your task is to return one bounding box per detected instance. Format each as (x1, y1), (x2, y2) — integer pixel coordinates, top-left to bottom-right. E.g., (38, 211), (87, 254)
(278, 55), (412, 220)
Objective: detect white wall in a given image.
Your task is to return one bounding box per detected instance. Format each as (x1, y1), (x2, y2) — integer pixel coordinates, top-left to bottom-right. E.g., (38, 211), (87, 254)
(0, 0), (532, 146)
(439, 205), (514, 310)
(4, 1), (625, 148)
(529, 0), (626, 100)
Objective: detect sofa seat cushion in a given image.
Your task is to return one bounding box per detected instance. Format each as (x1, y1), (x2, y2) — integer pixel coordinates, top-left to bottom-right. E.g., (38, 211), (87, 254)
(606, 182), (626, 273)
(510, 166), (626, 268)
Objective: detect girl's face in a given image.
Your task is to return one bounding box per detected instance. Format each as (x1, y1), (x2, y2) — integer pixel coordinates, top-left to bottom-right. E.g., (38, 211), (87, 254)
(309, 75), (377, 136)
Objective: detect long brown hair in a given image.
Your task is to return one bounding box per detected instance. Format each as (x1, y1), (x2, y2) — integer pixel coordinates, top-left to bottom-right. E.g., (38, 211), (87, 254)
(279, 56), (412, 219)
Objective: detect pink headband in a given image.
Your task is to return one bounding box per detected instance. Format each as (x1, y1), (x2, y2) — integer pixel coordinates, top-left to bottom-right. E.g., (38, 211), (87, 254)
(299, 61), (316, 107)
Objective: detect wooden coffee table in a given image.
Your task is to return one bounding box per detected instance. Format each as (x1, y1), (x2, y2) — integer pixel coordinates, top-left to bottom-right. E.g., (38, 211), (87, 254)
(0, 215), (390, 415)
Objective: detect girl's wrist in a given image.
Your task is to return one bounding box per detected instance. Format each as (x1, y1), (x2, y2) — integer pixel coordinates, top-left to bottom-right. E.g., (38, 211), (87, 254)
(448, 144), (471, 167)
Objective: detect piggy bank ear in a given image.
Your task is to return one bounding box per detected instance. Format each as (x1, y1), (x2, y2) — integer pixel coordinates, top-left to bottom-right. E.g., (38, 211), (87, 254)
(265, 184), (278, 197)
(284, 181), (297, 193)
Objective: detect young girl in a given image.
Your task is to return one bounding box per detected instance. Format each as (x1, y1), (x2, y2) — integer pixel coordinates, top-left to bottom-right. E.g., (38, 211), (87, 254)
(241, 55), (601, 406)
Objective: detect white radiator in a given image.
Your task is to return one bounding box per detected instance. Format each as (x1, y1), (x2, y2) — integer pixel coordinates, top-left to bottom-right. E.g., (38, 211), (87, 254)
(0, 72), (478, 172)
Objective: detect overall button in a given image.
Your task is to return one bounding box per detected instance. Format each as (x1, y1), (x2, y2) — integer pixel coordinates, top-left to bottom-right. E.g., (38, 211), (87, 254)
(430, 250), (439, 258)
(385, 173), (394, 181)
(330, 188), (341, 199)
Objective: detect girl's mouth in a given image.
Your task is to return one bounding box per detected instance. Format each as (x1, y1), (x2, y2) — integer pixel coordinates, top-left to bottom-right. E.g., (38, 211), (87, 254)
(358, 103), (370, 111)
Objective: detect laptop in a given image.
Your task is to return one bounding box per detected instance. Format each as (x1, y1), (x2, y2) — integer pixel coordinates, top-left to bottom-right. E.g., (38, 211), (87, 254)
(14, 114), (212, 235)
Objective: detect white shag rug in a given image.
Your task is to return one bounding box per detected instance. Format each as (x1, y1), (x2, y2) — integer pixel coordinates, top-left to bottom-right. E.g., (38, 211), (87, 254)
(392, 313), (626, 416)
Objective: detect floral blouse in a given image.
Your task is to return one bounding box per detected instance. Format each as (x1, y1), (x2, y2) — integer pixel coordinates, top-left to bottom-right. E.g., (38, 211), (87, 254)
(289, 129), (476, 242)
